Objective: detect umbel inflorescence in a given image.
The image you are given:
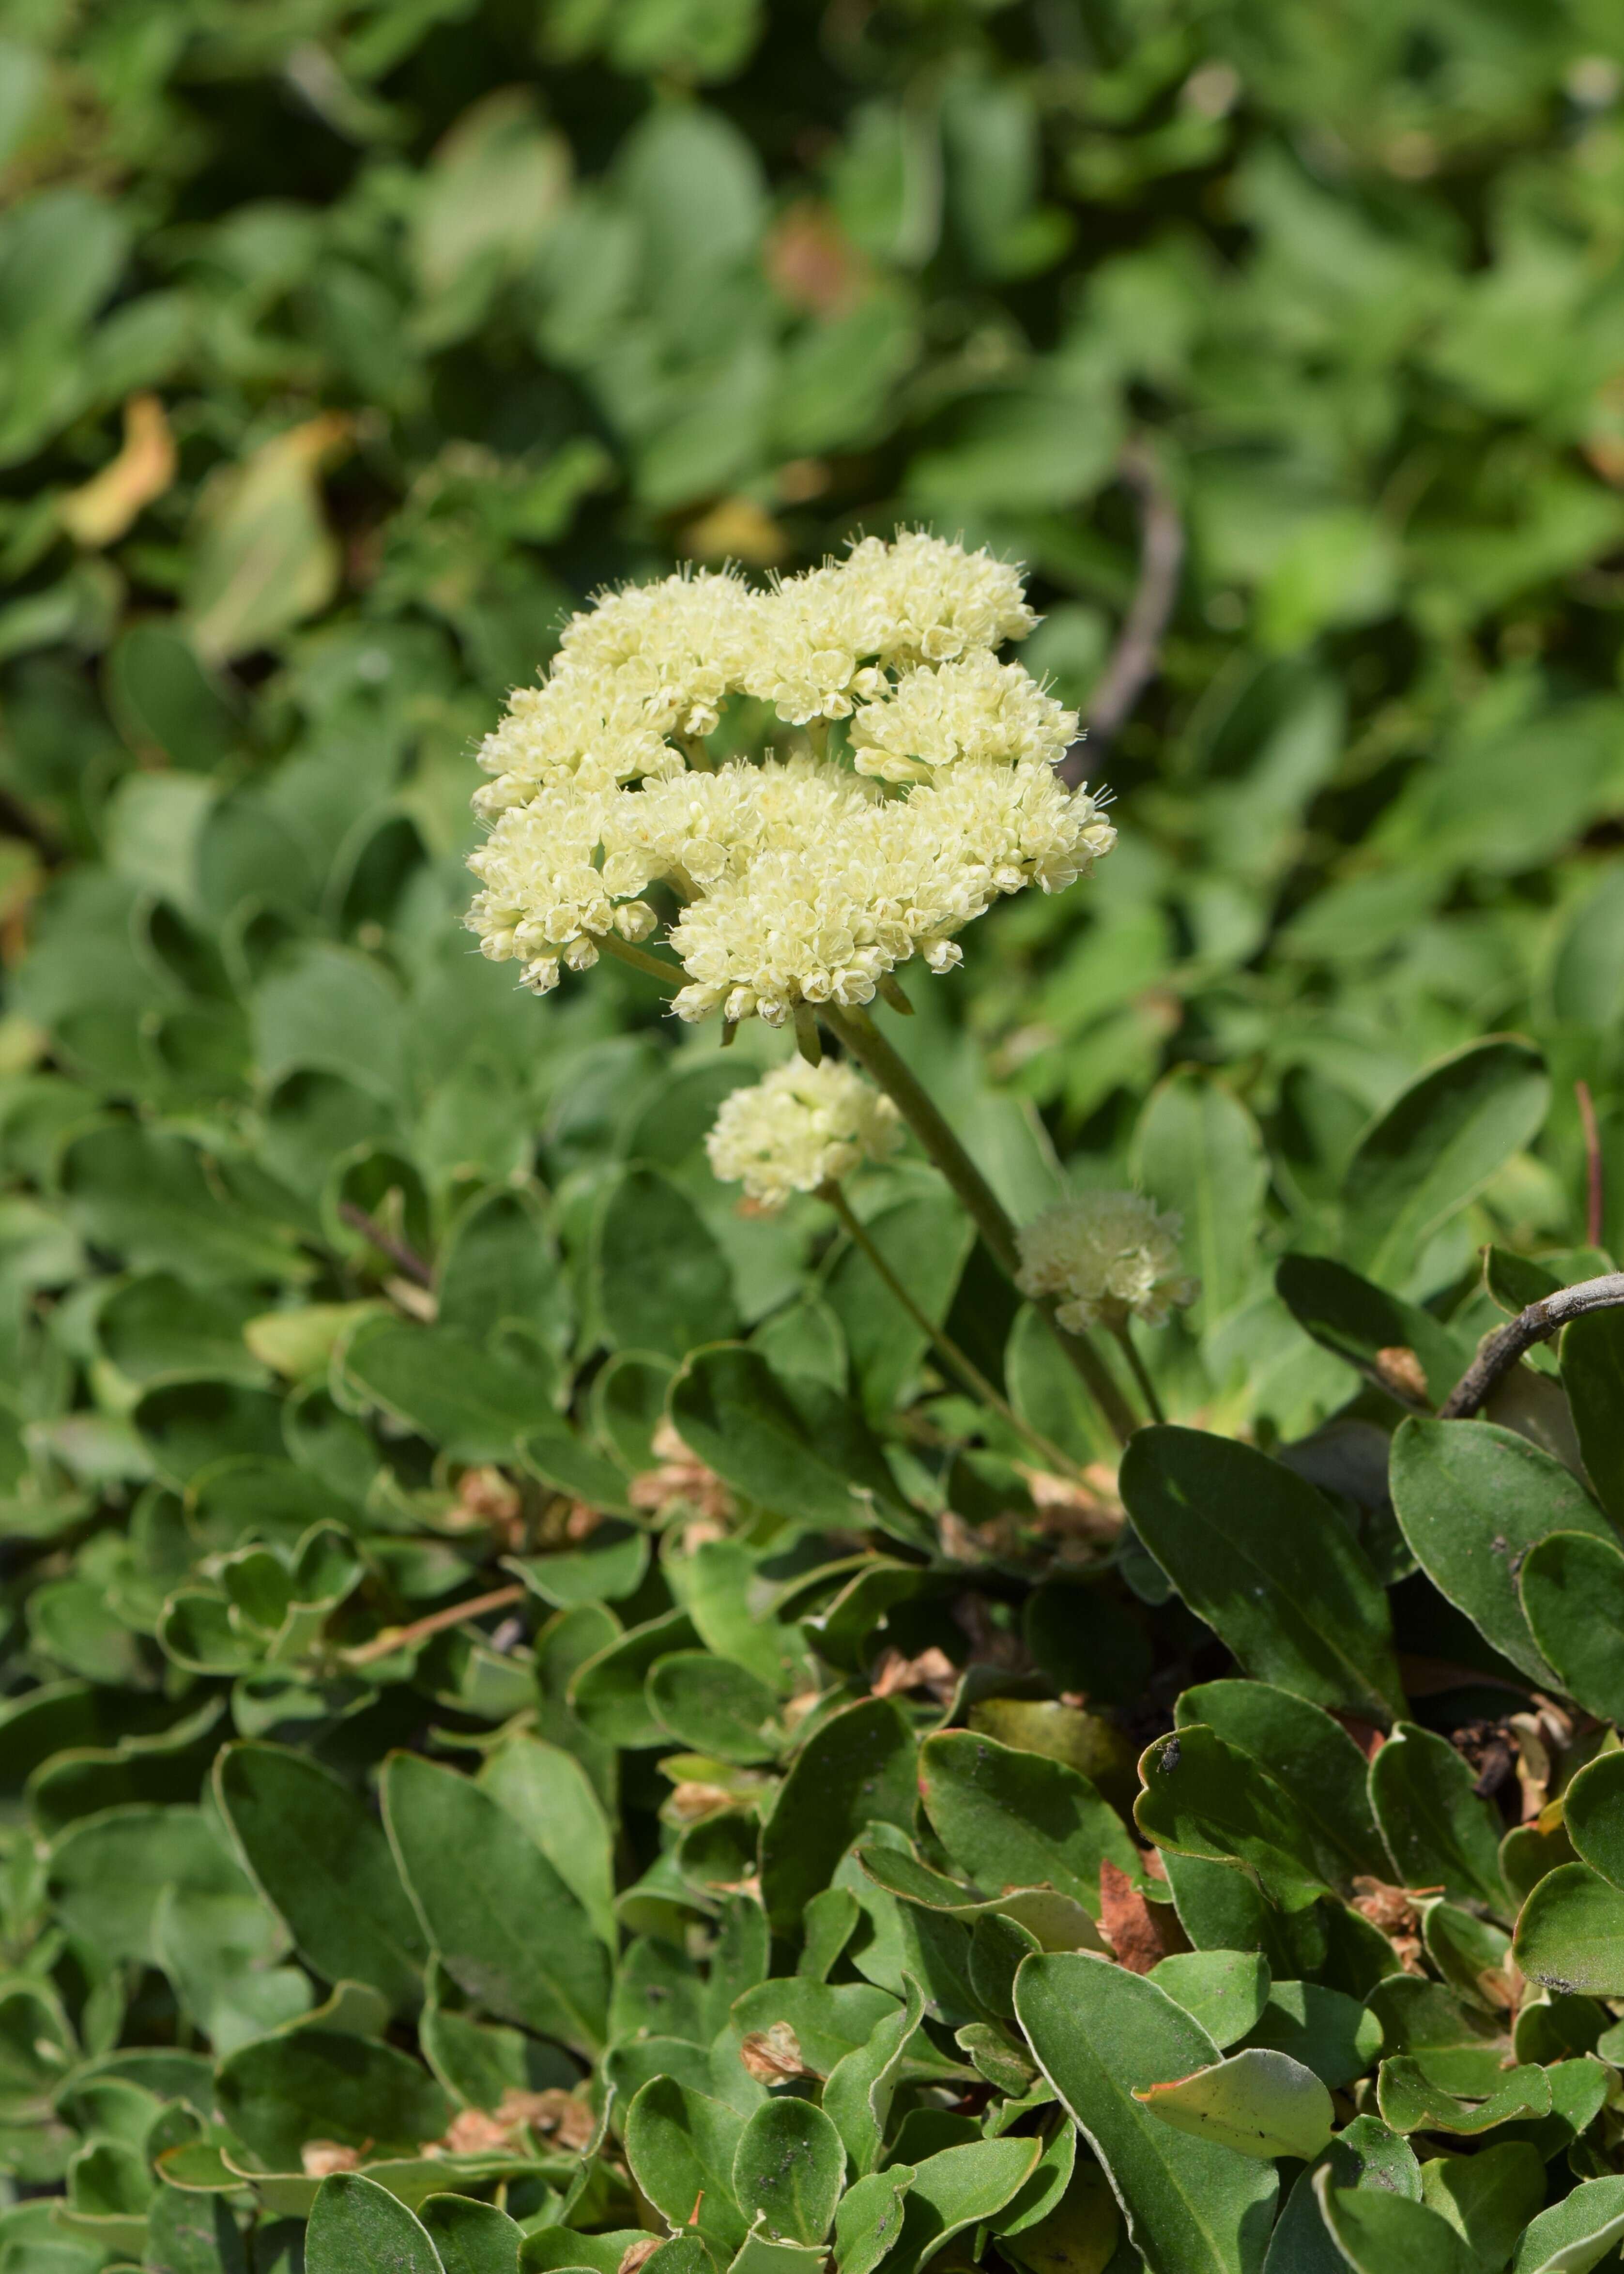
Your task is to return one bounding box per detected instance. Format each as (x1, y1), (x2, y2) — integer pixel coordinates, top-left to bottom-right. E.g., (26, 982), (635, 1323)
(705, 1059), (903, 1210)
(465, 534), (1116, 1027)
(1015, 1192), (1199, 1333)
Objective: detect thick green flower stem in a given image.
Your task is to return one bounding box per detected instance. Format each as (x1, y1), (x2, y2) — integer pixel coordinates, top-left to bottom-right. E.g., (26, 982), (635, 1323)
(820, 1182), (1089, 1484)
(1111, 1322), (1165, 1426)
(818, 1001), (1140, 1448)
(594, 930), (688, 990)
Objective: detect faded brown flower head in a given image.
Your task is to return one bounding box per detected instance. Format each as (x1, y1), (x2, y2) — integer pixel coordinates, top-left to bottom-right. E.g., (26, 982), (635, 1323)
(871, 1645), (958, 1703)
(429, 2108), (512, 2157)
(618, 2243), (661, 2274)
(739, 2021), (813, 2083)
(629, 1419), (734, 1528)
(667, 1780), (739, 1824)
(1373, 1345), (1430, 1404)
(449, 1464), (526, 1548)
(301, 2140), (363, 2177)
(1350, 1875), (1436, 1974)
(426, 2086), (596, 2160)
(502, 2087), (596, 2151)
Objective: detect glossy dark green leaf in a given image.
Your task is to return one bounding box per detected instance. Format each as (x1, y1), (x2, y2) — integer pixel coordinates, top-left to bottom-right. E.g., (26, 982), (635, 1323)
(1340, 1039), (1550, 1287)
(993, 2155), (1115, 2274)
(647, 1651), (782, 1764)
(1314, 2174), (1473, 2274)
(61, 1125), (307, 1287)
(1420, 2143), (1545, 2274)
(215, 1742), (427, 2015)
(1246, 1982), (1384, 2091)
(759, 1696), (917, 1936)
(1274, 1254), (1468, 1409)
(1509, 2176), (1624, 2274)
(1148, 1952), (1271, 2049)
(30, 1696), (227, 1834)
(1136, 1725), (1330, 1912)
(731, 2097), (844, 2243)
(670, 1343), (923, 1539)
(1560, 1305), (1624, 1521)
(1261, 2118), (1419, 2274)
(1514, 1863), (1624, 1997)
(417, 2197), (522, 2274)
(382, 1751), (610, 2052)
(436, 1187), (570, 1358)
(569, 1607), (701, 1748)
(98, 1272), (262, 1387)
(1175, 1680), (1387, 1886)
(822, 1193), (971, 1418)
(1558, 1751), (1624, 1892)
(519, 1423), (636, 1517)
(506, 1521), (650, 1608)
(1015, 1952), (1277, 2274)
(887, 2137), (1044, 2274)
(343, 1319), (556, 1462)
(216, 2029), (451, 2171)
(1120, 1425), (1404, 1723)
(476, 1733), (617, 1950)
(107, 623), (242, 771)
(1390, 1417), (1611, 1686)
(1368, 1724), (1509, 1912)
(1376, 2057), (1549, 2136)
(306, 2172), (444, 2274)
(1518, 1530), (1624, 1721)
(625, 2076), (748, 2254)
(919, 1729), (1139, 1918)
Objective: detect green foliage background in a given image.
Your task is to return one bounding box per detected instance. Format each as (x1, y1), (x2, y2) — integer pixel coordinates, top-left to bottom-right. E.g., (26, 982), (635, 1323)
(8, 0), (1624, 2269)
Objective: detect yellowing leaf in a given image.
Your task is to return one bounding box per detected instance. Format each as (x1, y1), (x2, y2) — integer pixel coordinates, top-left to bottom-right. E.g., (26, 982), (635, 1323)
(1132, 2046), (1335, 2160)
(186, 414), (352, 661)
(243, 1303), (382, 1380)
(60, 394), (176, 547)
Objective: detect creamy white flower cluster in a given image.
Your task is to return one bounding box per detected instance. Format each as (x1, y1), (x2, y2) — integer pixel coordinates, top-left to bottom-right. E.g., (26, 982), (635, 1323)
(465, 533), (1116, 1023)
(1015, 1192), (1198, 1333)
(705, 1059), (903, 1210)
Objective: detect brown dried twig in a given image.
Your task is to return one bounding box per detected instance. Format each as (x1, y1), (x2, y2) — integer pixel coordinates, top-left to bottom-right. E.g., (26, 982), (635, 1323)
(338, 1200), (434, 1288)
(1440, 1271), (1624, 1419)
(342, 1580), (526, 1667)
(1055, 438), (1184, 792)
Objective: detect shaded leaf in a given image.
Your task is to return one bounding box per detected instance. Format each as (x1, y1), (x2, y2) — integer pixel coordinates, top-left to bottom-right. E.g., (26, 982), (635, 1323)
(1120, 1426), (1403, 1723)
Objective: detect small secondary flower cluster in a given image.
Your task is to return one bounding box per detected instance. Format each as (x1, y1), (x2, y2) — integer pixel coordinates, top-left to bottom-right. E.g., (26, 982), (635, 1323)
(1015, 1192), (1198, 1333)
(465, 534), (1116, 1026)
(705, 1059), (903, 1210)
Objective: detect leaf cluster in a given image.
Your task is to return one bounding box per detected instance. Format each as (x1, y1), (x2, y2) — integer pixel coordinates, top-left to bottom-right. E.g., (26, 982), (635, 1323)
(7, 1), (1624, 2272)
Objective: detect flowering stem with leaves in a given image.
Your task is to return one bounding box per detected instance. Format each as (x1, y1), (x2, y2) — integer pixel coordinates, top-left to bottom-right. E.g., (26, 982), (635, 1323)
(821, 1002), (1140, 1445)
(470, 535), (1201, 1459)
(819, 1179), (1089, 1482)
